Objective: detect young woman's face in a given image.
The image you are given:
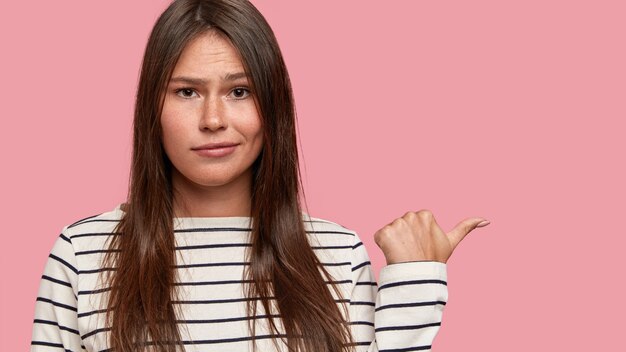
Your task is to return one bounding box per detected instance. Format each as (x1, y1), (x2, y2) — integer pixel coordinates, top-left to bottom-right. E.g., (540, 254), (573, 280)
(161, 31), (263, 191)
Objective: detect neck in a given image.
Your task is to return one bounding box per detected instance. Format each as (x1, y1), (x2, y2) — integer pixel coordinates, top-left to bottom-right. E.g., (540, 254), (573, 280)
(170, 169), (253, 218)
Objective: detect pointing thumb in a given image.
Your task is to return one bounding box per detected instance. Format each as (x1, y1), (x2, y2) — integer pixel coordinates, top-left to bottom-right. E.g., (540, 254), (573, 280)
(447, 217), (490, 248)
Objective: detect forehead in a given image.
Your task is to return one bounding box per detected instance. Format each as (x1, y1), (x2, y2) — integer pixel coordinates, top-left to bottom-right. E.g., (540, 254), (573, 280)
(172, 30), (245, 77)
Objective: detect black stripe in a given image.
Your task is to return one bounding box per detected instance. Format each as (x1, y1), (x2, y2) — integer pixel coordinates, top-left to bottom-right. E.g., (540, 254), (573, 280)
(78, 287), (111, 295)
(173, 228), (354, 236)
(81, 327), (109, 340)
(34, 319), (80, 335)
(60, 233), (72, 244)
(36, 297), (77, 312)
(78, 268), (115, 275)
(173, 279), (350, 287)
(176, 243), (251, 250)
(69, 243), (353, 256)
(172, 297), (348, 305)
(31, 341), (65, 348)
(49, 254), (78, 275)
(172, 261), (352, 269)
(350, 341), (375, 347)
(82, 314), (297, 341)
(75, 249), (120, 256)
(376, 300), (447, 312)
(307, 230), (354, 236)
(355, 281), (377, 286)
(375, 322), (441, 333)
(71, 232), (119, 240)
(42, 275), (72, 288)
(184, 333), (292, 346)
(378, 279), (447, 291)
(175, 262), (250, 269)
(180, 333), (291, 346)
(350, 321), (375, 327)
(352, 261), (371, 271)
(68, 227), (353, 238)
(95, 333), (298, 351)
(303, 219), (336, 224)
(78, 308), (109, 318)
(320, 261), (351, 267)
(72, 244), (252, 256)
(68, 213), (102, 228)
(178, 313), (281, 325)
(174, 227), (251, 233)
(174, 279), (254, 286)
(72, 219), (119, 228)
(311, 245), (352, 250)
(173, 296), (270, 305)
(352, 241), (363, 249)
(379, 346), (432, 352)
(350, 300), (375, 307)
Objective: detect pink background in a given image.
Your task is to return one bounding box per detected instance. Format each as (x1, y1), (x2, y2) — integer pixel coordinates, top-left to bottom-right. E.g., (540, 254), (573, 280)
(1, 0), (624, 350)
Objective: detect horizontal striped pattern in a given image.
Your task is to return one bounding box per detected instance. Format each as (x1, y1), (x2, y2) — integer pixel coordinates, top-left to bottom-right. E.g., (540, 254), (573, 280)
(31, 204), (448, 351)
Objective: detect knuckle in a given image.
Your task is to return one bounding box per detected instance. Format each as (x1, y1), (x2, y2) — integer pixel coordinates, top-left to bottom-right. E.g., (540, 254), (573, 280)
(374, 227), (391, 244)
(402, 211), (417, 221)
(373, 231), (381, 244)
(377, 225), (390, 235)
(417, 209), (433, 221)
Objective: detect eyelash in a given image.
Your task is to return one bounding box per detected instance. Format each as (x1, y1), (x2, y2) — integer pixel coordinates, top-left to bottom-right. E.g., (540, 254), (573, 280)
(174, 87), (251, 100)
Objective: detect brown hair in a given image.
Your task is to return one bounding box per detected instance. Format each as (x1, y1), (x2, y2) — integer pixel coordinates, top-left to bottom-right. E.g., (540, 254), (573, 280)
(102, 0), (354, 351)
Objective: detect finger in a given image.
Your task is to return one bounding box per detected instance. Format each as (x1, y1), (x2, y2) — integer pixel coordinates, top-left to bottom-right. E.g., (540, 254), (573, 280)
(447, 217), (489, 248)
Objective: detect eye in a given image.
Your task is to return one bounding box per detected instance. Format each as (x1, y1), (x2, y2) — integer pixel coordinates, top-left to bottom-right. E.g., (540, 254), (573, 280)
(175, 88), (198, 99)
(229, 87), (251, 100)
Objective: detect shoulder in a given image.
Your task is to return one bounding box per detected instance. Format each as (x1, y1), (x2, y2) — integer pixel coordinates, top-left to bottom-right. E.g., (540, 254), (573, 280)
(301, 213), (362, 248)
(302, 213), (356, 235)
(42, 203), (124, 277)
(61, 203), (123, 246)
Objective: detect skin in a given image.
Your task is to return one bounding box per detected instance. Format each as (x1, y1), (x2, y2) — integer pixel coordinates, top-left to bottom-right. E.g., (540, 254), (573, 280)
(161, 30), (263, 218)
(160, 30), (490, 263)
(374, 210), (489, 264)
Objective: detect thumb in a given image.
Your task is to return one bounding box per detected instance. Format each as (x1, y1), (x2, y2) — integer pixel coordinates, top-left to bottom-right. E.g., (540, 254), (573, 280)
(447, 217), (490, 248)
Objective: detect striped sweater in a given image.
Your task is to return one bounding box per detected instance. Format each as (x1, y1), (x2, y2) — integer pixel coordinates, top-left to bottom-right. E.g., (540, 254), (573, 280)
(31, 203), (448, 351)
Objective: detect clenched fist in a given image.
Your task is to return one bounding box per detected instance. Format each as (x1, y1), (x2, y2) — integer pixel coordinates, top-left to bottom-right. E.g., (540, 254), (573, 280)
(374, 209), (490, 264)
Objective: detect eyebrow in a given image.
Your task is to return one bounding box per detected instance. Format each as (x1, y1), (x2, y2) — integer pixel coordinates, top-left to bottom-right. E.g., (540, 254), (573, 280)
(169, 72), (249, 85)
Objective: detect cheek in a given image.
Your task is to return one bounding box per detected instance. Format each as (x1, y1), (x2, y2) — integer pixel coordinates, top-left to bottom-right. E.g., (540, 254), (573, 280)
(245, 118), (264, 154)
(160, 105), (189, 150)
(160, 123), (189, 167)
(241, 107), (263, 141)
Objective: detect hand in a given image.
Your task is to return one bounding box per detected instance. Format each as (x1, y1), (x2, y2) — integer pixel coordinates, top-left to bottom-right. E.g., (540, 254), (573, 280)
(374, 209), (490, 264)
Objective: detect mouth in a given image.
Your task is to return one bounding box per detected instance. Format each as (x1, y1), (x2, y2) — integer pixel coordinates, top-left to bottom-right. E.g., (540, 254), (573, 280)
(191, 142), (239, 158)
(192, 142), (240, 150)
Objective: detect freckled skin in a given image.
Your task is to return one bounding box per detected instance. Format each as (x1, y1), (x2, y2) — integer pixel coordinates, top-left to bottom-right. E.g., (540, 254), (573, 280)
(160, 31), (263, 217)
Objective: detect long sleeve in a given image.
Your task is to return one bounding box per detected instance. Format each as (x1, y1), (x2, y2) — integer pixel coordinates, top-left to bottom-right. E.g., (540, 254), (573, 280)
(31, 227), (84, 351)
(349, 231), (448, 352)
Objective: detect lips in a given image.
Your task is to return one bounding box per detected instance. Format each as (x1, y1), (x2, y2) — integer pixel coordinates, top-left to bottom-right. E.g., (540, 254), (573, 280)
(191, 142), (239, 150)
(191, 142), (239, 158)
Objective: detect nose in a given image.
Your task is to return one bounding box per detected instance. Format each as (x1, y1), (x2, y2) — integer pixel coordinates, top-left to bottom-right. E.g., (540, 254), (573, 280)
(200, 95), (227, 131)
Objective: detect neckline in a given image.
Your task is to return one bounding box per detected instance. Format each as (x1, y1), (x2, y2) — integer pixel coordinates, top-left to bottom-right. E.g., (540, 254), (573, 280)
(113, 203), (314, 229)
(113, 203), (254, 229)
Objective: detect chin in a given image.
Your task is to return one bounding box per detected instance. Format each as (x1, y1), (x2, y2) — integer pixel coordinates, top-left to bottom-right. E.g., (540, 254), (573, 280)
(190, 175), (238, 188)
(189, 172), (246, 188)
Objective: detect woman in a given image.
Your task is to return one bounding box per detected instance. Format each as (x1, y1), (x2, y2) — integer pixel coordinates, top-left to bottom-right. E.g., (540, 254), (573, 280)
(31, 0), (489, 351)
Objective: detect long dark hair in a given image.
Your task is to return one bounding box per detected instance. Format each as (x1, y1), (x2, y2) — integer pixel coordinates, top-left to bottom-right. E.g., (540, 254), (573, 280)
(101, 0), (354, 351)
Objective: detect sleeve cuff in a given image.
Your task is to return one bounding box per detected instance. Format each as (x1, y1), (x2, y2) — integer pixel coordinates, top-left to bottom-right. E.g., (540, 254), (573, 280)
(379, 261), (447, 286)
